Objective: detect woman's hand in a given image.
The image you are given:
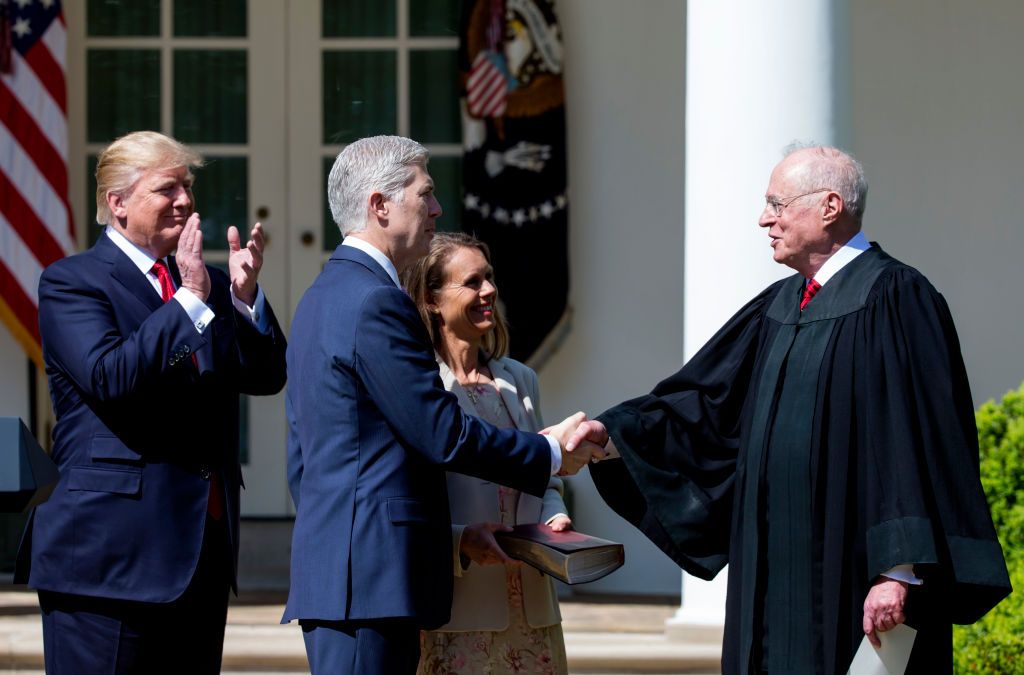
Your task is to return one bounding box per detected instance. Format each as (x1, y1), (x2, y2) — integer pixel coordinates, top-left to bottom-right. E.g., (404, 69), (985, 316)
(460, 522), (518, 567)
(547, 515), (572, 532)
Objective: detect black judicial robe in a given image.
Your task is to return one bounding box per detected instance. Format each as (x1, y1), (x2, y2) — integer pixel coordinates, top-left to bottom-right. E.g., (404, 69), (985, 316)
(591, 244), (1010, 674)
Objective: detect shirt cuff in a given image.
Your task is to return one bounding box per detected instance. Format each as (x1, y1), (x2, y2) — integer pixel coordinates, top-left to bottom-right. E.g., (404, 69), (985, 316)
(544, 513), (569, 525)
(173, 288), (215, 334)
(881, 564), (924, 585)
(546, 435), (562, 475)
(231, 286), (272, 334)
(604, 438), (622, 459)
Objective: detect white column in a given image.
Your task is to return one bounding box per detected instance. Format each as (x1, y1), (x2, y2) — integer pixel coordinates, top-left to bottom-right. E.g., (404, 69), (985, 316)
(668, 0), (849, 636)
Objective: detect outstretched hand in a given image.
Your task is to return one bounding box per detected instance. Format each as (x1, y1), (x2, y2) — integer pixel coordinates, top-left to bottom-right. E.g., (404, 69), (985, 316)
(228, 222), (266, 307)
(543, 412), (609, 476)
(862, 577), (909, 648)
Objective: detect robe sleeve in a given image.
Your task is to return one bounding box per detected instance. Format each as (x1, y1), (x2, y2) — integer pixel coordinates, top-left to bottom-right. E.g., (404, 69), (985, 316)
(590, 283), (781, 580)
(860, 267), (1010, 624)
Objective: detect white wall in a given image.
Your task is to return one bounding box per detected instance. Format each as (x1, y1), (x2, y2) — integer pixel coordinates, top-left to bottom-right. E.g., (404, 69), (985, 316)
(0, 327), (30, 425)
(538, 0), (686, 596)
(850, 0), (1024, 405)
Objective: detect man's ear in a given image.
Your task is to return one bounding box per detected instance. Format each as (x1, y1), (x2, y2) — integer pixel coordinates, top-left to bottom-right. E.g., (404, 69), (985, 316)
(369, 191), (388, 220)
(822, 191), (844, 225)
(107, 191), (128, 220)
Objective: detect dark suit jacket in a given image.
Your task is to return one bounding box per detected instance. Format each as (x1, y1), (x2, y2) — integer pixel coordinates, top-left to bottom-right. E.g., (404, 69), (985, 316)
(16, 234), (287, 603)
(283, 245), (551, 629)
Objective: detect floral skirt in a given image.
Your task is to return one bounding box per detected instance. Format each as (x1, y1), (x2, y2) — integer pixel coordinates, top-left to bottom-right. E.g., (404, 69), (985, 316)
(418, 568), (568, 675)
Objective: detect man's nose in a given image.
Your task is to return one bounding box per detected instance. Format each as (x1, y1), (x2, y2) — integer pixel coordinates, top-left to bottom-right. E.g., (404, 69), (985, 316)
(429, 195), (442, 218)
(174, 186), (193, 209)
(758, 207), (774, 228)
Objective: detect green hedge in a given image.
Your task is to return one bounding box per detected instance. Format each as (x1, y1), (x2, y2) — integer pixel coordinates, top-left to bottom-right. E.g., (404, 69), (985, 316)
(953, 383), (1024, 672)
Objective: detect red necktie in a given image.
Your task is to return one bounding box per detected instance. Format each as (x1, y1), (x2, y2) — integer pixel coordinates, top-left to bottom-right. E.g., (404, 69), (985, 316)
(800, 278), (821, 311)
(151, 259), (176, 303)
(151, 260), (224, 520)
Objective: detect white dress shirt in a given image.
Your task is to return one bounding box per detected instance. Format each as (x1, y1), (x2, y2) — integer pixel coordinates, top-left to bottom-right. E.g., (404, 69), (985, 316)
(105, 226), (270, 334)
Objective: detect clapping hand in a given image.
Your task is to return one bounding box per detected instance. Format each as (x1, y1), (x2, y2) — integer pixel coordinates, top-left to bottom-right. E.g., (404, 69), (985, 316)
(176, 213), (210, 302)
(228, 222), (266, 307)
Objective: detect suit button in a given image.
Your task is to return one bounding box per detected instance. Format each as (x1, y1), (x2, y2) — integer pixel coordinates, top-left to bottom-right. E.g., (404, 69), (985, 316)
(200, 468), (212, 480)
(182, 345), (192, 354)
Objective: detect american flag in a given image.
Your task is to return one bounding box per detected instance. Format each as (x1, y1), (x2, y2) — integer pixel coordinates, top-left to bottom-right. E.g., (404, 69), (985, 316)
(466, 50), (508, 118)
(0, 0), (73, 367)
(465, 0), (508, 118)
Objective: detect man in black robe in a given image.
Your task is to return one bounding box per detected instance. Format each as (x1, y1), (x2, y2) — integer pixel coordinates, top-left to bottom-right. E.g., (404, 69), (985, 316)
(573, 146), (1011, 673)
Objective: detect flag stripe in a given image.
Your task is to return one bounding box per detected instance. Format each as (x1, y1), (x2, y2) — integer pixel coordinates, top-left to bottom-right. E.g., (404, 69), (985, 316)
(23, 38), (66, 112)
(1, 50), (68, 157)
(0, 260), (41, 345)
(468, 68), (502, 105)
(41, 18), (67, 70)
(0, 81), (69, 198)
(0, 210), (43, 305)
(0, 1), (68, 364)
(0, 292), (44, 369)
(0, 122), (74, 255)
(0, 169), (67, 266)
(476, 79), (506, 115)
(467, 60), (498, 90)
(0, 261), (41, 348)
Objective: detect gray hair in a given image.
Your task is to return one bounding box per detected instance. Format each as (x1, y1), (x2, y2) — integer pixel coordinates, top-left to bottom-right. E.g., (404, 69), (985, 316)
(327, 136), (430, 236)
(783, 142), (868, 221)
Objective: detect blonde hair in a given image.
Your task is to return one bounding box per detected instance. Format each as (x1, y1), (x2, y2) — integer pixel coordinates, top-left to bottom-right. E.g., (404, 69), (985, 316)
(95, 131), (204, 225)
(402, 232), (510, 361)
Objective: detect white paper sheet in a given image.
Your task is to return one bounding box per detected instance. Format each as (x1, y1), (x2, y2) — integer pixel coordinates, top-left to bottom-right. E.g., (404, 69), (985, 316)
(847, 624), (917, 675)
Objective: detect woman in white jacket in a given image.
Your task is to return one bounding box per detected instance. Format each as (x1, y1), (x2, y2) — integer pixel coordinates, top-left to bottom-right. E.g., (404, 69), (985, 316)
(404, 232), (570, 675)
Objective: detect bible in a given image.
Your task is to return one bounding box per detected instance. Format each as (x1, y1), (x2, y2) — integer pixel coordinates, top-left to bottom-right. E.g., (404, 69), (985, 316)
(495, 524), (625, 585)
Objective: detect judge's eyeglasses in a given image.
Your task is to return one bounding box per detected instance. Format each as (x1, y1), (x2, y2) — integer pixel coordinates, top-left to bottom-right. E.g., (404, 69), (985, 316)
(764, 188), (832, 216)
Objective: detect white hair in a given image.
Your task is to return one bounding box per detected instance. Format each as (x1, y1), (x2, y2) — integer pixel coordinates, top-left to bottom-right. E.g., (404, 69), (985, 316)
(784, 142), (868, 221)
(327, 136), (430, 236)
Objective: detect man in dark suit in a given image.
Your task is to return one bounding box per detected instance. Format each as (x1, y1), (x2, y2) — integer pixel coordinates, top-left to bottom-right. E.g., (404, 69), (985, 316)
(284, 135), (607, 673)
(16, 131), (287, 674)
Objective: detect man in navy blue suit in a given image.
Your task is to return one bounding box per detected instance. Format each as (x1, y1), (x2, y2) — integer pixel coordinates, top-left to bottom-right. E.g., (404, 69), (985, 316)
(284, 135), (608, 673)
(16, 131), (287, 674)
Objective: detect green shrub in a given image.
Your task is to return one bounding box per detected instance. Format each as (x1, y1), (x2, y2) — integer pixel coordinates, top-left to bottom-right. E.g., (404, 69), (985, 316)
(953, 383), (1024, 673)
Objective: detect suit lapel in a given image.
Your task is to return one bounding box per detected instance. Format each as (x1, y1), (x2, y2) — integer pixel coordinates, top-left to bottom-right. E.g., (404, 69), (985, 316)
(488, 358), (535, 432)
(436, 357), (477, 411)
(98, 235), (165, 315)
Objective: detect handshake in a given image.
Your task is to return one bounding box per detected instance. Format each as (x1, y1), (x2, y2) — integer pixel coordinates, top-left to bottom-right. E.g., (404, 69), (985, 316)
(542, 412), (611, 476)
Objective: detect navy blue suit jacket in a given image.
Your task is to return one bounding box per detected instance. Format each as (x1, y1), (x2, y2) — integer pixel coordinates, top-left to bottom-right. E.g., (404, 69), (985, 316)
(16, 234), (287, 603)
(283, 245), (551, 629)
